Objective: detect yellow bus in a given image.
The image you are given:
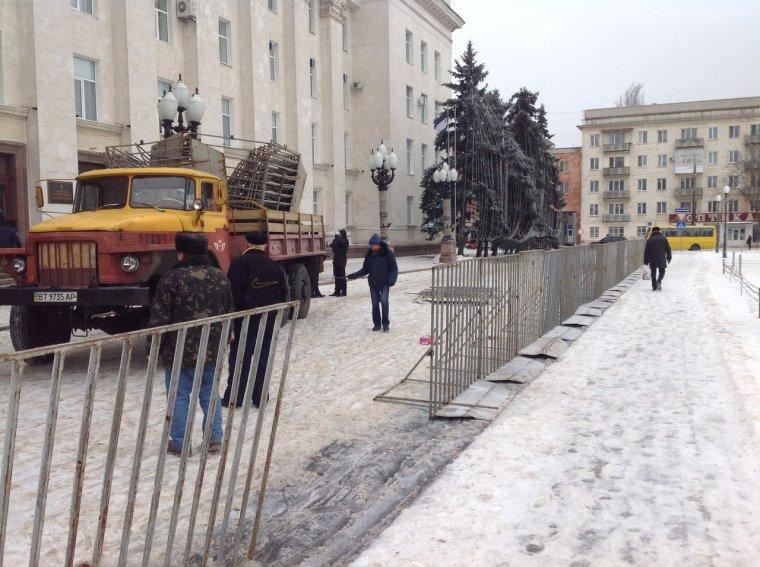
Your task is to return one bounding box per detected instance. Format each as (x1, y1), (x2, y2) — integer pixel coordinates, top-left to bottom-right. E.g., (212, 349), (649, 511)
(647, 225), (717, 251)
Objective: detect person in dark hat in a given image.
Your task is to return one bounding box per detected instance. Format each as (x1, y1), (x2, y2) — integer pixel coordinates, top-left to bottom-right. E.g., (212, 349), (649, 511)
(223, 232), (289, 408)
(644, 226), (672, 291)
(329, 229), (350, 296)
(347, 233), (398, 331)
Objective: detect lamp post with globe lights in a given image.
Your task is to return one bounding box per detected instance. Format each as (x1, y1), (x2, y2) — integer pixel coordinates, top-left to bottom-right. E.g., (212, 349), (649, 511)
(723, 185), (731, 258)
(157, 74), (206, 138)
(368, 141), (398, 244)
(714, 194), (721, 253)
(433, 159), (458, 263)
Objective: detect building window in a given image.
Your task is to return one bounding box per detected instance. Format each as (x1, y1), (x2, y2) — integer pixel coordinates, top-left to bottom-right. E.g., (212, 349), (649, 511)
(219, 19), (231, 65)
(708, 200), (719, 213)
(638, 131), (648, 144)
(405, 30), (413, 64)
(589, 204), (598, 216)
(657, 129), (667, 143)
(406, 139), (414, 174)
(751, 124), (760, 136)
(589, 180), (599, 193)
(269, 41), (279, 81)
(589, 157), (599, 170)
(608, 156), (624, 168)
(728, 150), (740, 163)
(728, 199), (739, 213)
(681, 128), (697, 140)
(637, 202), (647, 215)
(657, 154), (667, 167)
(311, 123), (318, 162)
(271, 111), (280, 143)
(679, 201), (692, 213)
(420, 93), (428, 123)
(71, 0), (94, 15)
(638, 179), (647, 191)
(557, 182), (569, 194)
(344, 132), (349, 168)
(434, 51), (441, 81)
(728, 175), (739, 188)
(609, 203), (624, 215)
(345, 193), (353, 225)
(406, 195), (414, 225)
(656, 178), (666, 191)
(343, 74), (349, 109)
(421, 143), (428, 172)
(609, 227), (624, 237)
(637, 226), (647, 237)
(656, 201), (667, 214)
(309, 0), (316, 33)
(420, 41), (428, 73)
(709, 126), (718, 140)
(589, 227), (599, 238)
(268, 0), (278, 13)
(313, 188), (321, 214)
(608, 179), (624, 192)
(680, 177), (695, 189)
(342, 19), (348, 51)
(74, 56), (97, 121)
(309, 58), (317, 97)
(565, 224), (574, 238)
(406, 85), (414, 118)
(637, 155), (648, 167)
(557, 160), (567, 173)
(707, 175), (717, 189)
(708, 151), (718, 165)
(590, 134), (600, 147)
(435, 101), (443, 122)
(221, 98), (232, 145)
(155, 0), (169, 43)
(729, 125), (740, 138)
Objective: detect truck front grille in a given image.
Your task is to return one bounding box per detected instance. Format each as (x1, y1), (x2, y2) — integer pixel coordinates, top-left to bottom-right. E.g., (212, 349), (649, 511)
(37, 242), (97, 288)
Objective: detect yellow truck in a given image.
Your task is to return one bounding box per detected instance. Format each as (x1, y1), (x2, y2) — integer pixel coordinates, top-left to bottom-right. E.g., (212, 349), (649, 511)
(0, 134), (326, 357)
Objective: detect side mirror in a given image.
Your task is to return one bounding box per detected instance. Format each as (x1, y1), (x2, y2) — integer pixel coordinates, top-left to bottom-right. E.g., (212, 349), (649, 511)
(35, 185), (45, 209)
(192, 199), (204, 211)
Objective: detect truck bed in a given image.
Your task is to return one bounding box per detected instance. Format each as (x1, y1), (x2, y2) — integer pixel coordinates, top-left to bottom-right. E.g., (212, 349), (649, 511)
(228, 208), (326, 261)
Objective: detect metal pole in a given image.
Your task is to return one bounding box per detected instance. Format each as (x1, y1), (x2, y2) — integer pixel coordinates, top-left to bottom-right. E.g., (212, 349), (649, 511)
(378, 188), (389, 243)
(723, 199), (728, 258)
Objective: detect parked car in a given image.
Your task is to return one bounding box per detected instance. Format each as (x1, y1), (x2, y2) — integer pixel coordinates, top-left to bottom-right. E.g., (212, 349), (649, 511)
(592, 235), (627, 245)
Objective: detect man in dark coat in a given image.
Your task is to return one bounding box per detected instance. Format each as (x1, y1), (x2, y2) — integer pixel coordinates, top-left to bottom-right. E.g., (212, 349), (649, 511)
(0, 211), (21, 248)
(149, 232), (233, 455)
(644, 226), (672, 291)
(329, 229), (349, 296)
(223, 232), (289, 408)
(347, 233), (399, 332)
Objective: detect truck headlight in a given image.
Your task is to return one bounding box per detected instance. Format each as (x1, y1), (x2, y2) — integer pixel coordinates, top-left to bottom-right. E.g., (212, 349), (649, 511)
(11, 258), (25, 274)
(120, 254), (139, 273)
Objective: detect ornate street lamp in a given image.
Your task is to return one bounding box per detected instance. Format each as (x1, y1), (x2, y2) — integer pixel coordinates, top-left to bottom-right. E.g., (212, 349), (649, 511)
(433, 159), (458, 263)
(714, 194), (721, 253)
(723, 185), (731, 258)
(368, 141), (398, 243)
(157, 74), (205, 138)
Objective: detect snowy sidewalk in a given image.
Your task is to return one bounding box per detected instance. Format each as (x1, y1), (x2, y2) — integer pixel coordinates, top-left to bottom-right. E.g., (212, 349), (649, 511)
(354, 252), (760, 566)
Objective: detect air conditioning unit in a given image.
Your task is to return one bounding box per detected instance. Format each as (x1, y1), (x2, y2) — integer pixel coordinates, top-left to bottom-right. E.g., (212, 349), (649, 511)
(176, 0), (196, 21)
(352, 81), (364, 91)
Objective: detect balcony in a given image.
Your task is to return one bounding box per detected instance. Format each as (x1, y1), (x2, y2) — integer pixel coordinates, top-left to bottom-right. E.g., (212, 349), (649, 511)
(603, 166), (630, 176)
(603, 142), (631, 153)
(602, 190), (630, 200)
(675, 138), (704, 149)
(745, 134), (760, 145)
(674, 187), (704, 198)
(602, 213), (629, 222)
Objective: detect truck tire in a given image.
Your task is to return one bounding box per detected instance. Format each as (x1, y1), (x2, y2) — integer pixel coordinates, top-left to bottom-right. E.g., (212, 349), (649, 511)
(10, 305), (72, 365)
(287, 264), (311, 320)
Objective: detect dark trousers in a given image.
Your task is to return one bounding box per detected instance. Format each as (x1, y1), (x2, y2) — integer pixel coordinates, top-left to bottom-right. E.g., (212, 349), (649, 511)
(650, 266), (665, 289)
(370, 285), (390, 327)
(223, 314), (275, 407)
(333, 265), (347, 295)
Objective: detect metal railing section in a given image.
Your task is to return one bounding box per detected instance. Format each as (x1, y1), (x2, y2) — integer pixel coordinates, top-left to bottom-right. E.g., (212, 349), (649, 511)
(0, 301), (299, 566)
(723, 252), (760, 317)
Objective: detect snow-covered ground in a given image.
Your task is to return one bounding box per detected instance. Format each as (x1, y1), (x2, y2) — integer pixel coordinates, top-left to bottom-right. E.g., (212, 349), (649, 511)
(354, 251), (760, 566)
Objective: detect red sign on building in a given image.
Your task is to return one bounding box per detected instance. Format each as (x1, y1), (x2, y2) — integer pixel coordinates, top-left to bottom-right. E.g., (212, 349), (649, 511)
(667, 212), (760, 223)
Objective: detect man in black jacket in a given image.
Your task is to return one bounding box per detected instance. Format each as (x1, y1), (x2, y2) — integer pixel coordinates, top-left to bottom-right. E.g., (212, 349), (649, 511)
(223, 232), (289, 408)
(329, 229), (349, 297)
(347, 233), (399, 332)
(644, 226), (672, 291)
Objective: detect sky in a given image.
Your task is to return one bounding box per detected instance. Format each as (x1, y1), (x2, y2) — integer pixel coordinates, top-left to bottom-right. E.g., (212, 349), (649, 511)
(450, 0), (760, 148)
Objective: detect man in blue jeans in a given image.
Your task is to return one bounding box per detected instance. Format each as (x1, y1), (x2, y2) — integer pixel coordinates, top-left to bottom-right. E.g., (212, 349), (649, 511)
(348, 233), (399, 332)
(149, 232), (234, 456)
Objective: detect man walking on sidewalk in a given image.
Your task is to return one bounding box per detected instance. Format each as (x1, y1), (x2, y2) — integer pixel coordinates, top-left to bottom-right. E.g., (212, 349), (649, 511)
(150, 232), (233, 456)
(644, 226), (672, 291)
(347, 233), (398, 332)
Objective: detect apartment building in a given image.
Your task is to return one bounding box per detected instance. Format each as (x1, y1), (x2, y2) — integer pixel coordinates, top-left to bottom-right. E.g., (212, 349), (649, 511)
(0, 0), (463, 245)
(578, 97), (760, 245)
(551, 146), (581, 245)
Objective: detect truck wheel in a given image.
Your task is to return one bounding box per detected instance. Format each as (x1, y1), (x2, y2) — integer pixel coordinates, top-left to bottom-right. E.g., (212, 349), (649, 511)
(287, 264), (311, 320)
(10, 305), (72, 365)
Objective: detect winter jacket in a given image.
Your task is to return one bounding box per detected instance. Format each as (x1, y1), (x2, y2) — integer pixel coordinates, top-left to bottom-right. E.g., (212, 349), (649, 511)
(348, 242), (399, 288)
(330, 234), (349, 268)
(227, 248), (289, 311)
(0, 226), (21, 248)
(644, 232), (672, 270)
(149, 255), (234, 368)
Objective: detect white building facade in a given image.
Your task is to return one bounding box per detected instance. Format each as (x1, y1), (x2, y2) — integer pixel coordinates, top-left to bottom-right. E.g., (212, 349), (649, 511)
(0, 0), (463, 245)
(579, 97), (760, 245)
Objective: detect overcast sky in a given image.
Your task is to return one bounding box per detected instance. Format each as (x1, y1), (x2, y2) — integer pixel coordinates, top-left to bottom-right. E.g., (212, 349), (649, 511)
(450, 0), (760, 148)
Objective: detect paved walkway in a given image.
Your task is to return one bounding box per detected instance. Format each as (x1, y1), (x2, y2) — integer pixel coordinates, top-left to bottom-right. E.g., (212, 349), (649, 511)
(354, 252), (760, 566)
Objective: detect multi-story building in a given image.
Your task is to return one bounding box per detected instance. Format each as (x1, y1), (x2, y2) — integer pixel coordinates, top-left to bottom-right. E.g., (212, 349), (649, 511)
(578, 97), (760, 245)
(551, 146), (581, 245)
(0, 0), (463, 246)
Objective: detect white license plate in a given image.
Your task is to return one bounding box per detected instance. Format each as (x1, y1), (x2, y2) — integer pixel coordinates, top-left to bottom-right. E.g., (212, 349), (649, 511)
(33, 291), (78, 303)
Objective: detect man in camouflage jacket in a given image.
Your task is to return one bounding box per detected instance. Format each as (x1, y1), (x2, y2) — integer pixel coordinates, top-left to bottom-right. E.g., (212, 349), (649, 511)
(149, 232), (234, 455)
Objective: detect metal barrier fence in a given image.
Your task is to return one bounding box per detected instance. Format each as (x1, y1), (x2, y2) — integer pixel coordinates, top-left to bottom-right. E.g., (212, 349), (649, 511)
(428, 240), (644, 416)
(723, 252), (760, 317)
(0, 301), (298, 566)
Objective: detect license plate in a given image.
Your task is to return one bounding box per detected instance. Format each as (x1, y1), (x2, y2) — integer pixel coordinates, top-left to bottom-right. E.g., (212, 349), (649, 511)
(33, 291), (78, 303)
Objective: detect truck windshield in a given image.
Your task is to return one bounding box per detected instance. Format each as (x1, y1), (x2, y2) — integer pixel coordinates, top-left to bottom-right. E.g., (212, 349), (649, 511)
(73, 176), (129, 212)
(131, 176), (196, 211)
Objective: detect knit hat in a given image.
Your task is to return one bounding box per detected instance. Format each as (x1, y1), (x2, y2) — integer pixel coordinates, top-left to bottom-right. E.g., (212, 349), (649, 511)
(369, 233), (382, 245)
